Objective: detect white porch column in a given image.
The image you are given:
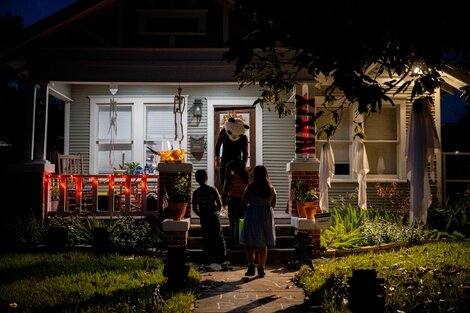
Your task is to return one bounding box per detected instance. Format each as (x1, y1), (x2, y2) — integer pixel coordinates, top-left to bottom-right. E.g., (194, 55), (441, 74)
(24, 82), (50, 162)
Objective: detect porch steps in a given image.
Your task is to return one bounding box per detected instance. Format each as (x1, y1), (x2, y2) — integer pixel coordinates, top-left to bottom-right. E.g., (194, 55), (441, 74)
(187, 212), (296, 264)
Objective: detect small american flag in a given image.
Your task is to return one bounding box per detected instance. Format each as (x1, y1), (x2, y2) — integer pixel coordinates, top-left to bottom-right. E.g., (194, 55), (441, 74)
(162, 187), (170, 210)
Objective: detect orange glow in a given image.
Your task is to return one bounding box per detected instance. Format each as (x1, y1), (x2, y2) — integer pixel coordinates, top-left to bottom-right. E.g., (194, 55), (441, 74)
(153, 149), (186, 163)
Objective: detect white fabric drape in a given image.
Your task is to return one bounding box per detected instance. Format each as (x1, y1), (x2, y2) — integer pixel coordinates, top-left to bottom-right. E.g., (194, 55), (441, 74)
(406, 98), (440, 224)
(377, 156), (386, 174)
(352, 137), (370, 209)
(319, 142), (335, 212)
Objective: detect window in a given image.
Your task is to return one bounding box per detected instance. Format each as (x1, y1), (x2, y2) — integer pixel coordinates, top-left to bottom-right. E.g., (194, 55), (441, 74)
(137, 9), (208, 36)
(363, 107), (398, 175)
(145, 105), (176, 173)
(96, 104), (133, 174)
(315, 104), (353, 177)
(315, 98), (406, 180)
(90, 96), (186, 174)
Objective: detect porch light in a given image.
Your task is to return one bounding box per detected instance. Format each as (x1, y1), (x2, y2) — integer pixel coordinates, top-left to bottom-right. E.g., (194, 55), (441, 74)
(193, 99), (202, 118)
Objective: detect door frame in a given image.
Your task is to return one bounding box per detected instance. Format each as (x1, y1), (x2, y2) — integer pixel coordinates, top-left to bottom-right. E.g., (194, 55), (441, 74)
(206, 97), (262, 186)
(213, 107), (255, 193)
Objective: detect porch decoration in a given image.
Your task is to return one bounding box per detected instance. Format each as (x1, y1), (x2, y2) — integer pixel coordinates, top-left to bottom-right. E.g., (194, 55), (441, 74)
(147, 146), (186, 163)
(174, 87), (186, 144)
(291, 180), (319, 219)
(352, 136), (370, 210)
(294, 94), (315, 159)
(406, 97), (440, 225)
(319, 141), (335, 212)
(169, 173), (191, 220)
(108, 83), (118, 169)
(50, 180), (60, 211)
(190, 135), (205, 161)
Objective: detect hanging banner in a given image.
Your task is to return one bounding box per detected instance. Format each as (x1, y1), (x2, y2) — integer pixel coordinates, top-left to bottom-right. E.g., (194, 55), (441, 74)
(190, 136), (205, 161)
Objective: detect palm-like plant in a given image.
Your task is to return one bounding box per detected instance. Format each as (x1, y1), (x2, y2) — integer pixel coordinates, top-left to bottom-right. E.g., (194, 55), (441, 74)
(170, 174), (191, 203)
(291, 180), (319, 202)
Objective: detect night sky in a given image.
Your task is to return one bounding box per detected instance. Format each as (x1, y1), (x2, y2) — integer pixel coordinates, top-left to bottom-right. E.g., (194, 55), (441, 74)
(0, 0), (76, 27)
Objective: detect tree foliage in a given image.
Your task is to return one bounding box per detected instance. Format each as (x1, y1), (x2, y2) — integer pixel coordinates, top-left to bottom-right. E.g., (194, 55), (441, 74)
(224, 0), (470, 128)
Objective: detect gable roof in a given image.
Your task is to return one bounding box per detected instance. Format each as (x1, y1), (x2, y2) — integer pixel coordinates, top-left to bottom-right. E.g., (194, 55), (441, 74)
(1, 0), (469, 92)
(1, 0), (116, 64)
(440, 64), (470, 95)
(1, 0), (236, 72)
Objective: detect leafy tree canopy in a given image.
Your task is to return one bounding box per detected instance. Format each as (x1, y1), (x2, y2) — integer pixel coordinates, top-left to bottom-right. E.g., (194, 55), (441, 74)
(224, 0), (470, 134)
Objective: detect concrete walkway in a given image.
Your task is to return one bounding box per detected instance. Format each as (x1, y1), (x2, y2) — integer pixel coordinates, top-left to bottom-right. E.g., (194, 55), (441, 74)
(193, 262), (322, 313)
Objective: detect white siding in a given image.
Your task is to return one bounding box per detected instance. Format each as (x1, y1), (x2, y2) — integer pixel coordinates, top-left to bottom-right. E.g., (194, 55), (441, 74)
(262, 109), (295, 211)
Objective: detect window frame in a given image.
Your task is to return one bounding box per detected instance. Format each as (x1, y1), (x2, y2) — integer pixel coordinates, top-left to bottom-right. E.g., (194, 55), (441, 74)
(89, 96), (187, 174)
(314, 96), (407, 182)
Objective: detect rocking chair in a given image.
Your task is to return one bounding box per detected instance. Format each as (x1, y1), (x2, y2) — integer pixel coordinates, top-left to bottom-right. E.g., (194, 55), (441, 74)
(57, 153), (93, 211)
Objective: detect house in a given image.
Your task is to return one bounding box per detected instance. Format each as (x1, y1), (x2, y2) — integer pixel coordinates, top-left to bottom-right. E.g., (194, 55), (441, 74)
(1, 0), (468, 223)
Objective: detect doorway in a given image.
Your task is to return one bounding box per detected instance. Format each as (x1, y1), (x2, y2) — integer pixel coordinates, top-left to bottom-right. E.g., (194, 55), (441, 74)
(213, 107), (256, 194)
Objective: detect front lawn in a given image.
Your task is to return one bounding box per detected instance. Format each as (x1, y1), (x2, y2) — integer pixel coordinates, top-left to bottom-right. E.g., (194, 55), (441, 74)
(295, 241), (470, 313)
(0, 252), (199, 313)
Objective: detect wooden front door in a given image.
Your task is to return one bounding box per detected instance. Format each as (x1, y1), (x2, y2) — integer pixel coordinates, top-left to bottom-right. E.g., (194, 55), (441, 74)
(214, 107), (256, 193)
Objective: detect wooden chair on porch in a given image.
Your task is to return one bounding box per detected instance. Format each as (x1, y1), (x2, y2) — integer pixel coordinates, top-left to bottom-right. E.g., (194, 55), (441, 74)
(57, 153), (93, 211)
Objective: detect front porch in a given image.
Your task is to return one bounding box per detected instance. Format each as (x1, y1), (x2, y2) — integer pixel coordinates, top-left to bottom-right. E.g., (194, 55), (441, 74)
(43, 173), (160, 220)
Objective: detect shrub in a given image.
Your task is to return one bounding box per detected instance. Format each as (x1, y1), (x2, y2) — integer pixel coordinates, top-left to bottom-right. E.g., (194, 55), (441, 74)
(427, 187), (470, 237)
(45, 215), (85, 246)
(14, 210), (45, 250)
(109, 216), (151, 252)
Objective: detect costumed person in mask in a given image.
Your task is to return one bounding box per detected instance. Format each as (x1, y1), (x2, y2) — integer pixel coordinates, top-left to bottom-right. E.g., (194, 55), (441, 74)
(215, 115), (249, 207)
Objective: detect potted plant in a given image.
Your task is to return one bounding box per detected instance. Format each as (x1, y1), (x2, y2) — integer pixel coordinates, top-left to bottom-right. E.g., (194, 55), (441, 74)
(169, 173), (191, 220)
(124, 162), (142, 175)
(50, 182), (60, 211)
(297, 188), (319, 203)
(291, 180), (319, 219)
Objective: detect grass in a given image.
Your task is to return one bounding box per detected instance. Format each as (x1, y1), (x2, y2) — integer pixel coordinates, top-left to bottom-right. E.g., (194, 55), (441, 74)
(0, 252), (200, 313)
(295, 240), (470, 313)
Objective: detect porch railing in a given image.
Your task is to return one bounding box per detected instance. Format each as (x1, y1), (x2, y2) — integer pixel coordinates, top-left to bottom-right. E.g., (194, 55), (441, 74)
(43, 173), (160, 218)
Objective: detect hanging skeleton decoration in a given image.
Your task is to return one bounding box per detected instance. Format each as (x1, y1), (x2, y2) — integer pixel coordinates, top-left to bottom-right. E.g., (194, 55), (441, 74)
(108, 92), (118, 168)
(174, 87), (186, 144)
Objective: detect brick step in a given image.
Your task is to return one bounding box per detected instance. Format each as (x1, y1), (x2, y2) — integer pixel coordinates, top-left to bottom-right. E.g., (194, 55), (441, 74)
(188, 223), (296, 237)
(186, 247), (296, 264)
(189, 216), (293, 225)
(187, 235), (295, 250)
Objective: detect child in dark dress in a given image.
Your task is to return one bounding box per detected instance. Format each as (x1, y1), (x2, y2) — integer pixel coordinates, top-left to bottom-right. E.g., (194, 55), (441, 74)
(192, 169), (229, 268)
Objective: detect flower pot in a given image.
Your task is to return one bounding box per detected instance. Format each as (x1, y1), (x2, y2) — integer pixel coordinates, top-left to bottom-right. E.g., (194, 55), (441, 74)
(171, 202), (188, 220)
(51, 199), (59, 211)
(303, 202), (317, 219)
(296, 200), (307, 218)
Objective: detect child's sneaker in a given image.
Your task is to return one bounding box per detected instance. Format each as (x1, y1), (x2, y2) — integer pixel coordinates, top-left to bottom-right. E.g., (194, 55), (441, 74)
(221, 260), (231, 269)
(245, 264), (256, 276)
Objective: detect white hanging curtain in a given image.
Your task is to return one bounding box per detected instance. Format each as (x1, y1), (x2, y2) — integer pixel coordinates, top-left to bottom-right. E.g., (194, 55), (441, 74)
(352, 137), (370, 210)
(406, 98), (440, 224)
(319, 142), (335, 212)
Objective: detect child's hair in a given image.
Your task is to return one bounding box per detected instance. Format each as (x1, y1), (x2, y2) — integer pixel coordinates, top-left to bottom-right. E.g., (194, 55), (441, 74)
(252, 165), (271, 198)
(195, 169), (207, 184)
